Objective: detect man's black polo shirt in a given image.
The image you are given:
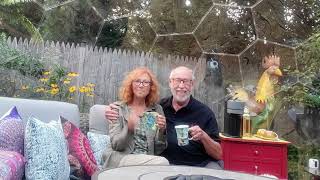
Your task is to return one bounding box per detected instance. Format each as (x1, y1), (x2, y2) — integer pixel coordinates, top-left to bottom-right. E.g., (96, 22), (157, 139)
(160, 96), (219, 166)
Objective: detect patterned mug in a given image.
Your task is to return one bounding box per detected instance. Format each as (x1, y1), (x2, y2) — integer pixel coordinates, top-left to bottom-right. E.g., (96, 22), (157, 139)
(175, 125), (191, 146)
(141, 112), (158, 131)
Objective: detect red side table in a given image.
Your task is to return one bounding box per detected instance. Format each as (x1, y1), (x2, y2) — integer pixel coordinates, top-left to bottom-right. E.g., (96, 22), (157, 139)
(220, 134), (290, 179)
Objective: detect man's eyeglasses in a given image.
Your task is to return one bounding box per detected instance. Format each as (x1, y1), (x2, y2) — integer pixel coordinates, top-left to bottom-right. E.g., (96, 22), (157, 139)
(170, 78), (193, 86)
(132, 80), (152, 87)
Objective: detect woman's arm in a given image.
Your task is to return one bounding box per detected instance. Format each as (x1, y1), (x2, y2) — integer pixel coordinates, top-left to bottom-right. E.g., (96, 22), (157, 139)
(109, 107), (131, 151)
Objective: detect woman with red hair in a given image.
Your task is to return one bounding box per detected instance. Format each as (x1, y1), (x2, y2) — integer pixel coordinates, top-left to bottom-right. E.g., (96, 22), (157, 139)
(103, 67), (169, 168)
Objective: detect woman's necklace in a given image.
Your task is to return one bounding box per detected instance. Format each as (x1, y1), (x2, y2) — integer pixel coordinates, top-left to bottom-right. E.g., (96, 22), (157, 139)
(130, 105), (146, 118)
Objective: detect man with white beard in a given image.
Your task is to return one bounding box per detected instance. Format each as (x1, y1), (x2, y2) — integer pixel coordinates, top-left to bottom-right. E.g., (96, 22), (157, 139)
(105, 66), (222, 169)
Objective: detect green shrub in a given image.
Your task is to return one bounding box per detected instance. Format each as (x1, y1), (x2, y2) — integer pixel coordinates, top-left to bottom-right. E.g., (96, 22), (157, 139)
(0, 33), (45, 78)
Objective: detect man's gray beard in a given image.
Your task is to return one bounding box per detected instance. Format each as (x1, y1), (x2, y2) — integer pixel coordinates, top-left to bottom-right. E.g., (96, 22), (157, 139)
(171, 89), (191, 103)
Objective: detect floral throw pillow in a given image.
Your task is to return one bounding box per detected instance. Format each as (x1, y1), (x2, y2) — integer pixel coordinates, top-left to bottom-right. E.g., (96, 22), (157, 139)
(0, 106), (24, 154)
(0, 150), (25, 180)
(87, 132), (110, 168)
(61, 116), (98, 176)
(24, 117), (70, 180)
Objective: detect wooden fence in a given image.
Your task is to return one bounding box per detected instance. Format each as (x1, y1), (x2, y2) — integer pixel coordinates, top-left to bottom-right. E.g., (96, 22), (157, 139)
(5, 37), (225, 128)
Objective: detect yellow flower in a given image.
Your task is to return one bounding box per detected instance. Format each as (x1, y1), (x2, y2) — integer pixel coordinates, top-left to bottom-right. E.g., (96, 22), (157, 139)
(43, 71), (51, 75)
(63, 80), (71, 84)
(21, 85), (29, 90)
(87, 83), (95, 87)
(67, 72), (79, 77)
(51, 84), (58, 88)
(35, 87), (45, 92)
(86, 93), (94, 97)
(79, 86), (86, 93)
(50, 88), (59, 95)
(39, 78), (48, 82)
(86, 87), (91, 92)
(69, 86), (77, 93)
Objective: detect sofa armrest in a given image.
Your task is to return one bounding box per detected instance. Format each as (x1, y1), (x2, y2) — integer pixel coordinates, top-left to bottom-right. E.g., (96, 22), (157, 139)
(89, 105), (108, 135)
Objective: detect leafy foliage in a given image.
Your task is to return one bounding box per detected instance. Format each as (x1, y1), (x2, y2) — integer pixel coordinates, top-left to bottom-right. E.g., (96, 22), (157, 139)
(0, 0), (42, 42)
(288, 144), (320, 179)
(282, 32), (320, 108)
(0, 0), (34, 6)
(0, 33), (45, 78)
(95, 18), (128, 48)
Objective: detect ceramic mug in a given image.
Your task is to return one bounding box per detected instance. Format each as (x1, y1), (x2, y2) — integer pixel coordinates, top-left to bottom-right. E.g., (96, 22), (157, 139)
(175, 125), (191, 146)
(141, 112), (158, 131)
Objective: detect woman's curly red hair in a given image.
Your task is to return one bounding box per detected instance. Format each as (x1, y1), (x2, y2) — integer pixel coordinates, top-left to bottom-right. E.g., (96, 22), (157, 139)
(119, 67), (160, 107)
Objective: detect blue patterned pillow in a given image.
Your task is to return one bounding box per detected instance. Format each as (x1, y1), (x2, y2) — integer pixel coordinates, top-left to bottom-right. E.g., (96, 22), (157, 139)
(87, 132), (110, 168)
(24, 117), (70, 180)
(0, 106), (24, 154)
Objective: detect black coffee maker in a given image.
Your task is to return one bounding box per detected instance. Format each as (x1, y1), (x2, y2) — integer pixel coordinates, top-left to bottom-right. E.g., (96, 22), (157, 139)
(224, 100), (245, 137)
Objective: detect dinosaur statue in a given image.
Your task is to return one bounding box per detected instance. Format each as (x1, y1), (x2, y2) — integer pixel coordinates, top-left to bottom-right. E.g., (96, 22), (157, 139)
(230, 55), (283, 133)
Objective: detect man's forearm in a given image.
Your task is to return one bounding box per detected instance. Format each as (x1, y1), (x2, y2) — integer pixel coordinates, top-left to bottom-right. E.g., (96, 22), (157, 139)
(200, 133), (222, 160)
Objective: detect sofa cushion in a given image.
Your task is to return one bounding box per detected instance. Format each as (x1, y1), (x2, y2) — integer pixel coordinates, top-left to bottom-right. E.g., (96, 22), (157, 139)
(87, 132), (110, 167)
(61, 116), (98, 176)
(0, 106), (24, 154)
(0, 96), (80, 127)
(0, 150), (25, 180)
(89, 105), (108, 135)
(24, 117), (69, 180)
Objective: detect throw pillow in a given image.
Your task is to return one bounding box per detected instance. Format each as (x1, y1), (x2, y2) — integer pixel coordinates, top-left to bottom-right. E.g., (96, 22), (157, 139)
(87, 132), (110, 168)
(0, 106), (24, 154)
(61, 116), (98, 176)
(0, 150), (25, 180)
(24, 117), (70, 180)
(69, 154), (86, 180)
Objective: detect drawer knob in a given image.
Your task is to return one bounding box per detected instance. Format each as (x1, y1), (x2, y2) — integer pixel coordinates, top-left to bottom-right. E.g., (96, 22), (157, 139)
(254, 150), (259, 155)
(254, 165), (259, 175)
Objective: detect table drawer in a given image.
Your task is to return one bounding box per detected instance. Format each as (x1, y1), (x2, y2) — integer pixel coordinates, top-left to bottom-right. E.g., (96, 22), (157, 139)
(228, 160), (281, 178)
(228, 142), (254, 158)
(257, 161), (282, 178)
(228, 142), (283, 160)
(228, 159), (255, 174)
